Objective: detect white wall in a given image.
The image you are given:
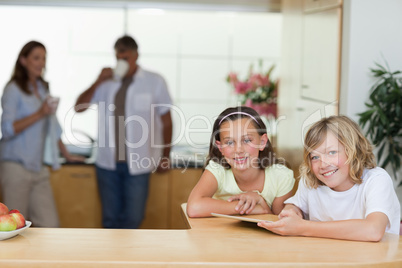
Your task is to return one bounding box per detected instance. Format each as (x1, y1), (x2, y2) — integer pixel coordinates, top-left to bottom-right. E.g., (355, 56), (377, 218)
(0, 5), (282, 149)
(340, 0), (402, 122)
(277, 0), (339, 171)
(127, 10), (282, 148)
(0, 5), (125, 146)
(341, 0), (402, 188)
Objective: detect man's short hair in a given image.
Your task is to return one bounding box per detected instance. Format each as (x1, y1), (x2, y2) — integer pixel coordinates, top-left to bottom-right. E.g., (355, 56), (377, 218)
(114, 35), (138, 52)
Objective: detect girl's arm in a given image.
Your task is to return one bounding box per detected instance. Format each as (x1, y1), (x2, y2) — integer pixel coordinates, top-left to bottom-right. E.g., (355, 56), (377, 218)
(187, 170), (238, 217)
(279, 204), (304, 218)
(187, 170), (271, 217)
(271, 191), (295, 215)
(258, 209), (389, 242)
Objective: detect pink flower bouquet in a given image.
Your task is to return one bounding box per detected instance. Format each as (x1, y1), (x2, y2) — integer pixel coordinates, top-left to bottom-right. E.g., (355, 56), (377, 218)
(227, 64), (278, 117)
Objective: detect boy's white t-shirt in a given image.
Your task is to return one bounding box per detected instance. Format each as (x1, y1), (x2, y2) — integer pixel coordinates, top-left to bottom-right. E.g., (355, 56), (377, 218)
(285, 167), (401, 235)
(205, 161), (295, 207)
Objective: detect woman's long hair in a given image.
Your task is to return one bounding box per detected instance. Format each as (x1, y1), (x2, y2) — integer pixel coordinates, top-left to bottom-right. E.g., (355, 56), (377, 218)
(9, 41), (49, 94)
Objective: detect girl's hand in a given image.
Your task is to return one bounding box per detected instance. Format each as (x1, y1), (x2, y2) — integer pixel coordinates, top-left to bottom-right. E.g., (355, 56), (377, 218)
(257, 208), (305, 236)
(228, 191), (266, 215)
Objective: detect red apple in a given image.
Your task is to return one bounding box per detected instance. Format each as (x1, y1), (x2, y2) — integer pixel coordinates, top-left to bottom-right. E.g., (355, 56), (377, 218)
(0, 202), (9, 216)
(10, 212), (25, 229)
(9, 209), (20, 214)
(0, 214), (17, 231)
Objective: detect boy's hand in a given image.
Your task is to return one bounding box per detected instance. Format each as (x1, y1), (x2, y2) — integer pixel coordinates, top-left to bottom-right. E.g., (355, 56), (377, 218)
(258, 208), (304, 236)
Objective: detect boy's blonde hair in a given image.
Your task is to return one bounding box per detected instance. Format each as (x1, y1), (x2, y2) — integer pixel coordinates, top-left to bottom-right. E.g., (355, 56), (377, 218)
(300, 115), (376, 188)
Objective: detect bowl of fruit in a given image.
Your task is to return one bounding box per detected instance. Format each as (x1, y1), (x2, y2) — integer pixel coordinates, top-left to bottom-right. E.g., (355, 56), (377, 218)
(0, 202), (31, 241)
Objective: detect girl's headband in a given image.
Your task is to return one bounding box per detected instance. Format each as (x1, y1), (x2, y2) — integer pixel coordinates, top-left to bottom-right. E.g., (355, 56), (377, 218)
(218, 112), (260, 126)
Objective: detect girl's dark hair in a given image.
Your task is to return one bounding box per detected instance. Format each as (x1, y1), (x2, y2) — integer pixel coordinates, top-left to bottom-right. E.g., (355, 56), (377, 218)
(9, 41), (49, 94)
(206, 106), (277, 169)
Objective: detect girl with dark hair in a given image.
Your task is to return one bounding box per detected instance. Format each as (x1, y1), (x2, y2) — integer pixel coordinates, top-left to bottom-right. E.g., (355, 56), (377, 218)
(187, 106), (295, 218)
(0, 41), (83, 227)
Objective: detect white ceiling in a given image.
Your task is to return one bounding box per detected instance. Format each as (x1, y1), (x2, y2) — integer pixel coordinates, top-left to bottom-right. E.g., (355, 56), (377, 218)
(0, 0), (281, 12)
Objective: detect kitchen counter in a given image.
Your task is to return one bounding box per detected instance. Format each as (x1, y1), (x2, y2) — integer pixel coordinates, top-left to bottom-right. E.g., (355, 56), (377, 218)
(61, 144), (208, 168)
(0, 205), (401, 267)
(49, 165), (203, 229)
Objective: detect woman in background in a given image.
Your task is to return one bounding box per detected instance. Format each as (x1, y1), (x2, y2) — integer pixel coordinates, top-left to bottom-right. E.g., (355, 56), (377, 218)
(0, 41), (83, 227)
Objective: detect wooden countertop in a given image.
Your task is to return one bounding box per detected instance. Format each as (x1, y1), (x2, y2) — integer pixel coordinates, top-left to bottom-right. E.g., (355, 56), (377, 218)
(0, 204), (401, 267)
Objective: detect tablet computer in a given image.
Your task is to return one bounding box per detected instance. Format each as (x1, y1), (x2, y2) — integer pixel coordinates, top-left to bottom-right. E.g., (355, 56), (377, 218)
(211, 213), (274, 223)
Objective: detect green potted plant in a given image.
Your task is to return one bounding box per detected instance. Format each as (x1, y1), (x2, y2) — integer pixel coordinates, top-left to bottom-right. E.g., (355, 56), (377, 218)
(358, 62), (402, 186)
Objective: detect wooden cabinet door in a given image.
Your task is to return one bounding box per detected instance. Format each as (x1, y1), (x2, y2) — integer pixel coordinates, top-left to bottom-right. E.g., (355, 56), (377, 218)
(50, 165), (102, 228)
(169, 169), (202, 229)
(140, 172), (170, 229)
(50, 166), (202, 229)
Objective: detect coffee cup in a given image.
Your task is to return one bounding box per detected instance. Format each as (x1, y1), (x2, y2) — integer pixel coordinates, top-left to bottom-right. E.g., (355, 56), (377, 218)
(46, 96), (60, 114)
(113, 59), (129, 80)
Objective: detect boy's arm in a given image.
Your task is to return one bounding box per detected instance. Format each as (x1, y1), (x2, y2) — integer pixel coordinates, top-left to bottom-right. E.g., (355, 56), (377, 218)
(300, 212), (388, 241)
(258, 209), (389, 242)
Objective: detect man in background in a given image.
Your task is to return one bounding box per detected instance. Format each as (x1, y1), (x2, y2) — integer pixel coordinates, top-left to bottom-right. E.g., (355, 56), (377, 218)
(75, 35), (172, 229)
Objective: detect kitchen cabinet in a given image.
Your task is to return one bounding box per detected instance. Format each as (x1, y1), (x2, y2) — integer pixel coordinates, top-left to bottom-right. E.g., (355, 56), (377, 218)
(277, 0), (341, 178)
(139, 171), (170, 229)
(169, 169), (203, 229)
(49, 165), (202, 229)
(140, 168), (202, 229)
(50, 165), (102, 228)
(301, 1), (341, 103)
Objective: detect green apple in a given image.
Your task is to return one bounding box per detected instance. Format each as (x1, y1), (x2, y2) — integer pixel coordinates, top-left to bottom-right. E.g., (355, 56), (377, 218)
(0, 214), (17, 231)
(10, 212), (25, 229)
(0, 202), (9, 216)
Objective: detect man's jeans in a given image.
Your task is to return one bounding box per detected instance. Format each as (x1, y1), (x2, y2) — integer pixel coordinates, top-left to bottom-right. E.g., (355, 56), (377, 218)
(96, 163), (150, 229)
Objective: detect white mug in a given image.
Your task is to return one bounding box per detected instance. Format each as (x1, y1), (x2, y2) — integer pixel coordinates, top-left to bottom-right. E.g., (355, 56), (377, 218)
(46, 96), (60, 114)
(113, 59), (129, 80)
